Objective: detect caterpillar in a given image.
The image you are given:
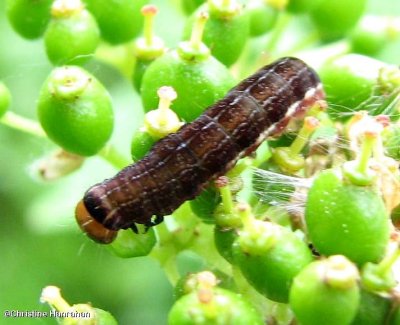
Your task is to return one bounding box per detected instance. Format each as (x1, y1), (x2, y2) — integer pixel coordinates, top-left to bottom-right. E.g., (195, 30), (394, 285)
(75, 57), (325, 243)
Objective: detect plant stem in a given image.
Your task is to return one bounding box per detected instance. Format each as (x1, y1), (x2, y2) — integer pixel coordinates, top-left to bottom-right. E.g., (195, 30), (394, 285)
(289, 117), (320, 155)
(356, 132), (377, 175)
(190, 11), (209, 50)
(98, 145), (131, 169)
(0, 111), (46, 137)
(142, 5), (158, 47)
(375, 243), (400, 277)
(1, 111), (130, 170)
(265, 12), (292, 57)
(280, 30), (320, 57)
(219, 182), (235, 215)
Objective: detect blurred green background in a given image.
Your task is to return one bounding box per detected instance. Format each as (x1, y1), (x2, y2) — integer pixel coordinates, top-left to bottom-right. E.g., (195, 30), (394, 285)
(0, 0), (399, 324)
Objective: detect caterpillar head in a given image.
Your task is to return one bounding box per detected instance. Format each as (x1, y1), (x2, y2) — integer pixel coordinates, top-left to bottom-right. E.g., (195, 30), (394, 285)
(75, 200), (118, 244)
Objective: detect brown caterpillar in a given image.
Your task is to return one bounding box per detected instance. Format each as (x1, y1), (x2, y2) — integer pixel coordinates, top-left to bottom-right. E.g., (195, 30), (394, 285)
(75, 57), (325, 243)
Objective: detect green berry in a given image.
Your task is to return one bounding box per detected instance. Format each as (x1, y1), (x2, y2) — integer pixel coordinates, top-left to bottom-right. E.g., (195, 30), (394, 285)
(286, 0), (323, 13)
(173, 271), (236, 301)
(305, 168), (390, 265)
(0, 82), (11, 118)
(190, 185), (221, 224)
(141, 12), (235, 122)
(44, 0), (100, 66)
(319, 54), (400, 120)
(83, 0), (147, 44)
(246, 0), (278, 37)
(289, 255), (360, 325)
(214, 226), (238, 264)
(130, 128), (156, 161)
(141, 40), (235, 121)
(350, 15), (400, 56)
(182, 1), (250, 66)
(108, 227), (156, 258)
(388, 305), (400, 325)
(37, 66), (114, 156)
(93, 308), (118, 325)
(181, 0), (206, 15)
(350, 288), (391, 325)
(310, 0), (367, 41)
(233, 205), (313, 303)
(6, 0), (52, 39)
(168, 287), (264, 325)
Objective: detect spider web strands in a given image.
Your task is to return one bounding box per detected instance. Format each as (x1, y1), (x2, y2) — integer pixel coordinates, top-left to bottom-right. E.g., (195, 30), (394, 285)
(251, 167), (312, 215)
(326, 85), (400, 121)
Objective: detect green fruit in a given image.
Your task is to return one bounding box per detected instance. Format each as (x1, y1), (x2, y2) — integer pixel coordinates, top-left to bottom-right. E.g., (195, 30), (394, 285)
(183, 2), (250, 66)
(286, 0), (323, 13)
(109, 228), (156, 258)
(173, 271), (235, 301)
(93, 308), (118, 325)
(190, 185), (221, 224)
(130, 128), (156, 161)
(305, 168), (390, 265)
(83, 0), (147, 44)
(182, 0), (206, 15)
(168, 287), (264, 324)
(133, 58), (153, 92)
(392, 203), (400, 229)
(310, 0), (367, 41)
(233, 221), (313, 303)
(141, 51), (235, 122)
(131, 4), (166, 92)
(214, 226), (238, 263)
(37, 66), (114, 156)
(388, 306), (400, 325)
(318, 54), (398, 120)
(247, 0), (278, 37)
(350, 288), (391, 325)
(349, 16), (399, 56)
(289, 255), (360, 325)
(0, 82), (11, 118)
(44, 3), (100, 65)
(6, 0), (52, 39)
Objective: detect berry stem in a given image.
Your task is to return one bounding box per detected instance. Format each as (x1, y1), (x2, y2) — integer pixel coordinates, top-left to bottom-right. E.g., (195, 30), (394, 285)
(237, 202), (254, 232)
(374, 242), (400, 277)
(215, 176), (235, 215)
(141, 5), (158, 48)
(1, 111), (46, 137)
(0, 111), (130, 170)
(190, 11), (209, 51)
(98, 145), (131, 169)
(157, 87), (177, 126)
(289, 116), (320, 155)
(40, 286), (71, 312)
(355, 131), (377, 175)
(265, 12), (291, 57)
(280, 31), (320, 57)
(144, 86), (182, 138)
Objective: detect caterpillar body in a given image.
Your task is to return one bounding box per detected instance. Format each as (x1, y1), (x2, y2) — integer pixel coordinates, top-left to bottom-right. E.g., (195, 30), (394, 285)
(75, 57), (325, 243)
